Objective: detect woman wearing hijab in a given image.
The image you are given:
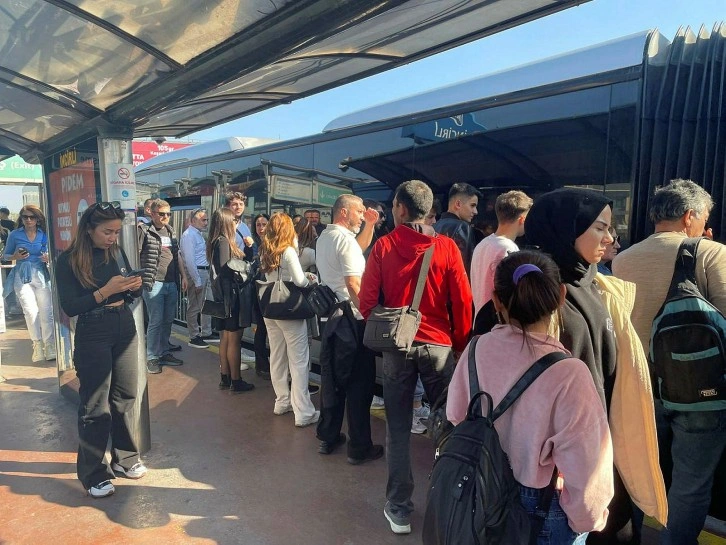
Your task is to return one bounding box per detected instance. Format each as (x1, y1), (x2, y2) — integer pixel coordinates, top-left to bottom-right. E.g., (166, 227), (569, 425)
(524, 188), (666, 544)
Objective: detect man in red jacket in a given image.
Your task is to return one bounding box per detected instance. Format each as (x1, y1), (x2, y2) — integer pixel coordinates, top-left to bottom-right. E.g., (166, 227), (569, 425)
(360, 179), (473, 535)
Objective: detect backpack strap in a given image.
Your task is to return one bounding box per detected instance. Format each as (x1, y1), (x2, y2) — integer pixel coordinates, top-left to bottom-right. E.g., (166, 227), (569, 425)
(490, 351), (570, 421)
(667, 237), (702, 296)
(410, 245), (435, 312)
(467, 335), (481, 401)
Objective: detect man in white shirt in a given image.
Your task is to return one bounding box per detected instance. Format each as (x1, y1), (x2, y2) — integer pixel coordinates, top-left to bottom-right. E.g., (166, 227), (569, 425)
(315, 194), (384, 464)
(470, 190), (532, 314)
(180, 208), (214, 349)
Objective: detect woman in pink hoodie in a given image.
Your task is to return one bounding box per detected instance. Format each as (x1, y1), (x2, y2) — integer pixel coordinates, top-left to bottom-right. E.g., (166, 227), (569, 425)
(447, 250), (613, 544)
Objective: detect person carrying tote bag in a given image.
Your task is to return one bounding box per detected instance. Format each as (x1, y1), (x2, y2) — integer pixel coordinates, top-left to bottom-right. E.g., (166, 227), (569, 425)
(258, 213), (319, 427)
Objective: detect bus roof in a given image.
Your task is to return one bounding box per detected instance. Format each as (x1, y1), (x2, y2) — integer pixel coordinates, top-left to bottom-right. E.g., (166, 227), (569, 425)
(134, 136), (277, 172)
(324, 30), (654, 133)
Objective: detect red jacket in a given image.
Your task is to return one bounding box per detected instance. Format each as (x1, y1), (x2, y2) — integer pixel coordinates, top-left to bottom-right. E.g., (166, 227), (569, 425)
(360, 224), (473, 353)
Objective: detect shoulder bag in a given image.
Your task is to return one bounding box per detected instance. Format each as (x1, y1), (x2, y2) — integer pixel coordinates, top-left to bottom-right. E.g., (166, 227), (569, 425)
(202, 245), (231, 319)
(256, 267), (315, 321)
(363, 244), (434, 353)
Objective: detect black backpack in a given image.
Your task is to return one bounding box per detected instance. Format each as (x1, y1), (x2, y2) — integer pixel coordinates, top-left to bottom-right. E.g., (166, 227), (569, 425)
(423, 336), (567, 545)
(649, 237), (726, 410)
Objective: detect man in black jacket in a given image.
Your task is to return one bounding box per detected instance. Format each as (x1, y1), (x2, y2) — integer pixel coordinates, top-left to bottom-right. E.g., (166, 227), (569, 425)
(433, 183), (481, 276)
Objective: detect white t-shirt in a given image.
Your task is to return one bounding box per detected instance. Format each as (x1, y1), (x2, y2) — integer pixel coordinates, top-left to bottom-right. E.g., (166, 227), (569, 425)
(315, 224), (366, 320)
(470, 234), (519, 313)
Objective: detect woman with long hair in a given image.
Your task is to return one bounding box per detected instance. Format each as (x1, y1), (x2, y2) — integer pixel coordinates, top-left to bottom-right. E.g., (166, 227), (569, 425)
(55, 202), (145, 498)
(294, 217), (317, 273)
(447, 251), (613, 544)
(259, 212), (318, 426)
(2, 204), (55, 362)
(251, 213), (269, 256)
(207, 208), (255, 393)
(250, 213), (271, 379)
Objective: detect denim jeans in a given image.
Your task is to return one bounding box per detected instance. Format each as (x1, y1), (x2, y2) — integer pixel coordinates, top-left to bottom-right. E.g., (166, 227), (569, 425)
(520, 486), (588, 545)
(382, 342), (453, 518)
(655, 399), (726, 545)
(142, 281), (178, 360)
(413, 376), (424, 403)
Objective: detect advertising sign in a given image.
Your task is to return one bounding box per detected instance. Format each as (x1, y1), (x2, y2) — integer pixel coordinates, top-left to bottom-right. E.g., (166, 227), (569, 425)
(131, 141), (192, 167)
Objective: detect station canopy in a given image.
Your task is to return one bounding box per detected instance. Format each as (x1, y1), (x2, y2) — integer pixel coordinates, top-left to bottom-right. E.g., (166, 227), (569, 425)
(0, 0), (589, 162)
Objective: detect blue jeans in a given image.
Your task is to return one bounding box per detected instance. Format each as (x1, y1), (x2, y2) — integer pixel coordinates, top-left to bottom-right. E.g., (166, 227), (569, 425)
(142, 281), (178, 360)
(520, 486), (588, 545)
(382, 343), (454, 518)
(413, 376), (424, 403)
(655, 400), (726, 545)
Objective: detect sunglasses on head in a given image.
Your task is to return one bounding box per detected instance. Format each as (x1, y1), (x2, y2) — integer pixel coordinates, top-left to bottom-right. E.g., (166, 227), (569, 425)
(21, 214), (37, 220)
(93, 201), (121, 211)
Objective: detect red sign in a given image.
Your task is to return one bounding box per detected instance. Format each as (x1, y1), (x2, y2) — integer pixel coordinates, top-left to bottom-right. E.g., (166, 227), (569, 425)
(131, 141), (192, 167)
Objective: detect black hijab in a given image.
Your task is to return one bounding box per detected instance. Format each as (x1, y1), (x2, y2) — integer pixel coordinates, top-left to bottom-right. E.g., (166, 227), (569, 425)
(524, 188), (612, 284)
(525, 188), (616, 409)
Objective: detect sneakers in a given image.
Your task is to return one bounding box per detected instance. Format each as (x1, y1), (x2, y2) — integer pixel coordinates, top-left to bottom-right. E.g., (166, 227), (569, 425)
(240, 348), (256, 363)
(411, 417), (427, 434)
(167, 343), (182, 352)
(31, 341), (43, 363)
(308, 384), (320, 395)
(274, 404), (292, 415)
(384, 502), (411, 534)
(230, 378), (255, 393)
(160, 353), (184, 366)
(239, 363), (250, 371)
(188, 336), (209, 349)
(256, 369), (271, 380)
(318, 433), (346, 455)
(112, 462), (148, 479)
(219, 374), (231, 389)
(87, 480), (115, 499)
(202, 333), (220, 344)
(295, 410), (320, 428)
(413, 403), (430, 420)
(347, 444), (384, 465)
(44, 342), (57, 361)
(371, 395), (385, 409)
(146, 359), (162, 374)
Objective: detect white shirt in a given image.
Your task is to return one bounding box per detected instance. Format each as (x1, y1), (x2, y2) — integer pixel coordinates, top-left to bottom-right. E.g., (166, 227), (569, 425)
(316, 224), (365, 320)
(263, 246), (309, 287)
(470, 234), (519, 313)
(180, 225), (208, 288)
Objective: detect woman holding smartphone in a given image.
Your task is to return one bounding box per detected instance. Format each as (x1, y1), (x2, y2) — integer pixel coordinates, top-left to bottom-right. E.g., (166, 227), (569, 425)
(55, 201), (145, 498)
(2, 204), (55, 362)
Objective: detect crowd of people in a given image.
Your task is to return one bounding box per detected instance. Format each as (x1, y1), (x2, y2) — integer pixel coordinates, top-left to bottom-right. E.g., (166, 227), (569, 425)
(12, 175), (725, 544)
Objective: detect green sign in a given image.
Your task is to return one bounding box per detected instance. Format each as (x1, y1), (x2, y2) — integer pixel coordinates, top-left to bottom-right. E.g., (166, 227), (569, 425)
(315, 182), (348, 206)
(0, 156), (43, 181)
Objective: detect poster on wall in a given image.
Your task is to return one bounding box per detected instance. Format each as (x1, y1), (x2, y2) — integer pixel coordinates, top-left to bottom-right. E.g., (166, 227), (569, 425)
(47, 158), (100, 256)
(105, 162), (137, 211)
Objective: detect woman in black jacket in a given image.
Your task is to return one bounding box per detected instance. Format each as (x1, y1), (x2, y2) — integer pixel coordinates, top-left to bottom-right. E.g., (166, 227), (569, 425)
(55, 202), (144, 498)
(207, 208), (255, 393)
(524, 188), (631, 544)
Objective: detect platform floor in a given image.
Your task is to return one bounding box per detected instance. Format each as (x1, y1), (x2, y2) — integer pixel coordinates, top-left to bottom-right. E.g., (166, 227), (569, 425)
(0, 316), (715, 545)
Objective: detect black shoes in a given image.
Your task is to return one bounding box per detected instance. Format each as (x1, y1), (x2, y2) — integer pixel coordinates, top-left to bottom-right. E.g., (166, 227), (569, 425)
(255, 369), (271, 380)
(188, 336), (209, 349)
(308, 384), (320, 395)
(219, 374), (231, 389)
(202, 333), (220, 344)
(167, 343), (182, 352)
(347, 444), (384, 465)
(318, 433), (347, 455)
(146, 360), (162, 374)
(160, 353), (183, 366)
(230, 378), (255, 393)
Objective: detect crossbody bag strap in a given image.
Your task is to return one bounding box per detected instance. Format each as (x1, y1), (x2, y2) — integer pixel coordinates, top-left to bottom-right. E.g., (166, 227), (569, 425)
(467, 335), (481, 401)
(410, 244), (435, 312)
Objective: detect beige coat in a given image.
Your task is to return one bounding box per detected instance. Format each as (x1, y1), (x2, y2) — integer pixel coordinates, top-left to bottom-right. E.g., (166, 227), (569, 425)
(595, 273), (668, 526)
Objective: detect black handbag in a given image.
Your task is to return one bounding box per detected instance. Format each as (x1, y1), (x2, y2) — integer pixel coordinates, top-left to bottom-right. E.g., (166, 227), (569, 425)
(256, 270), (315, 320)
(305, 284), (338, 317)
(201, 258), (231, 319)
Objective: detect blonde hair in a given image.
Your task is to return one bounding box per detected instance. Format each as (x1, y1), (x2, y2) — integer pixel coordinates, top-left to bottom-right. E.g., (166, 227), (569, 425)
(259, 213), (295, 273)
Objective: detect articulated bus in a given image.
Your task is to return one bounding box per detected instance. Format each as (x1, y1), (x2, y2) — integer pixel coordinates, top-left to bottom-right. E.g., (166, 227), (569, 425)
(133, 25), (726, 391)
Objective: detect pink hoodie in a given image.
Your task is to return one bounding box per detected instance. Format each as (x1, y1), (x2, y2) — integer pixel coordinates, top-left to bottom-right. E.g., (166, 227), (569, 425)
(446, 325), (613, 533)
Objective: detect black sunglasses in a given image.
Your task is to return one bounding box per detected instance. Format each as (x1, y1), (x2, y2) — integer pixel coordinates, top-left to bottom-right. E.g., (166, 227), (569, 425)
(157, 212), (172, 217)
(21, 214), (37, 220)
(93, 201), (121, 211)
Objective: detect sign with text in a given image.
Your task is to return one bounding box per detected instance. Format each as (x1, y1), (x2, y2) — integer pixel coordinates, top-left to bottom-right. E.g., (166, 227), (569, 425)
(0, 156), (43, 181)
(132, 141), (192, 167)
(106, 162), (137, 210)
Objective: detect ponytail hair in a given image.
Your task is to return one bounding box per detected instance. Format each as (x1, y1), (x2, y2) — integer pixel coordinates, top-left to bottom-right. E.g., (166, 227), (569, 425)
(493, 250), (562, 333)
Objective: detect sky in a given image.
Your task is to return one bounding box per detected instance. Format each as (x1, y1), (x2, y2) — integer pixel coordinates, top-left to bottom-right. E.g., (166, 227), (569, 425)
(0, 0), (723, 212)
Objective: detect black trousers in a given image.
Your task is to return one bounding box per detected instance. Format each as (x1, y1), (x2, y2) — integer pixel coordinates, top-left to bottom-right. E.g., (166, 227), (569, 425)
(73, 306), (140, 489)
(316, 320), (376, 459)
(252, 297), (270, 373)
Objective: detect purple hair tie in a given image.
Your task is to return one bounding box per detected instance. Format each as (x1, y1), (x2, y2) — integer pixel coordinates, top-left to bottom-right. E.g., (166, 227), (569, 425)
(512, 264), (542, 285)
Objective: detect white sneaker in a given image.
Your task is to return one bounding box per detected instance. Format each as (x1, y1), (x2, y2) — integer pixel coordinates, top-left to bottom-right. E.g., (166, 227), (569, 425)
(411, 417), (427, 434)
(295, 410), (320, 427)
(240, 348), (256, 363)
(87, 480), (115, 498)
(240, 363), (250, 371)
(112, 461), (148, 479)
(31, 341), (43, 363)
(44, 343), (57, 361)
(413, 403), (430, 420)
(371, 395), (385, 409)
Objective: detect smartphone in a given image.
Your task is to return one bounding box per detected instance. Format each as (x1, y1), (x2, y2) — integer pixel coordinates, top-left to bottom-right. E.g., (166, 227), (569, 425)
(17, 247), (29, 256)
(125, 269), (144, 277)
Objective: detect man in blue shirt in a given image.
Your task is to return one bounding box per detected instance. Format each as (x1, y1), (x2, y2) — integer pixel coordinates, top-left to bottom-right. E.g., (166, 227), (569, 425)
(180, 208), (214, 349)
